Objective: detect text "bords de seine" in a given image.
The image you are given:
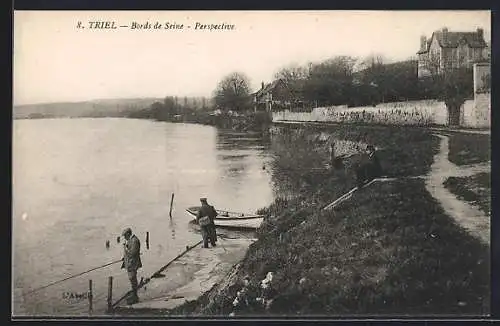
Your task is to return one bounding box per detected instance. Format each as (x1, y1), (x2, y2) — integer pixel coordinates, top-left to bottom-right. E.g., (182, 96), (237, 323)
(79, 21), (235, 31)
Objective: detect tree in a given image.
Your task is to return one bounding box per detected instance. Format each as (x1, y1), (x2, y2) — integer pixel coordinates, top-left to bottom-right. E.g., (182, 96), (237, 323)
(273, 63), (309, 106)
(358, 55), (386, 104)
(425, 51), (441, 77)
(432, 67), (473, 125)
(274, 63), (309, 83)
(358, 54), (385, 72)
(213, 72), (252, 112)
(303, 56), (357, 106)
(164, 96), (180, 116)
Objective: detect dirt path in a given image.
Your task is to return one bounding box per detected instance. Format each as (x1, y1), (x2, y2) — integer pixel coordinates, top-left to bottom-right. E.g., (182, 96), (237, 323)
(425, 133), (490, 245)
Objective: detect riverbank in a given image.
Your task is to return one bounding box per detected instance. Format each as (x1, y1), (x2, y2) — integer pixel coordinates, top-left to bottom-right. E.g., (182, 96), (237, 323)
(112, 237), (255, 315)
(165, 124), (489, 316)
(127, 109), (273, 133)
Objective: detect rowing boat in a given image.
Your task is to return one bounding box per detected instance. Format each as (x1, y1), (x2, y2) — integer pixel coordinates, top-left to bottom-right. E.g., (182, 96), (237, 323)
(185, 206), (264, 229)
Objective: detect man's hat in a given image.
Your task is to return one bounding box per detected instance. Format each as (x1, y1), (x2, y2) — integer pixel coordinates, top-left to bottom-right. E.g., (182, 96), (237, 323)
(122, 227), (132, 236)
(200, 197), (207, 202)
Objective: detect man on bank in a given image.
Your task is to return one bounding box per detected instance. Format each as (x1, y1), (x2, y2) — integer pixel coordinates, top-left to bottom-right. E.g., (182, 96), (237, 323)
(356, 145), (383, 188)
(196, 198), (218, 248)
(121, 227), (142, 305)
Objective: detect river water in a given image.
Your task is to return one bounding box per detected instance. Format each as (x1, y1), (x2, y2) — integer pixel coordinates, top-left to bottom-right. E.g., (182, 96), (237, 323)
(12, 118), (275, 316)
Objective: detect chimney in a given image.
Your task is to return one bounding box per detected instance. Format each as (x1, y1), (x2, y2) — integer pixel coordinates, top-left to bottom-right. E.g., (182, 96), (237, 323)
(477, 28), (484, 39)
(420, 35), (427, 50)
(442, 27), (449, 45)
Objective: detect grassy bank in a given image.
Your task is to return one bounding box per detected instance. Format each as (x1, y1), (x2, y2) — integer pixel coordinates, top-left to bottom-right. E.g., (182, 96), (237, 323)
(446, 132), (490, 166)
(273, 124), (439, 177)
(174, 180), (489, 316)
(444, 172), (491, 217)
(166, 125), (489, 316)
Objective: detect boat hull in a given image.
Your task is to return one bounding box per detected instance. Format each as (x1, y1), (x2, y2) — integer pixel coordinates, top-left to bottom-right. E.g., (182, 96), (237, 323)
(186, 206), (264, 230)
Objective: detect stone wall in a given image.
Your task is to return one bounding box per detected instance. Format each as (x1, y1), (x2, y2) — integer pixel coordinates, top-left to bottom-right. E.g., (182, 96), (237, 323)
(474, 63), (490, 93)
(462, 63), (491, 128)
(470, 93), (490, 128)
(273, 95), (490, 129)
(273, 100), (449, 126)
(272, 64), (490, 128)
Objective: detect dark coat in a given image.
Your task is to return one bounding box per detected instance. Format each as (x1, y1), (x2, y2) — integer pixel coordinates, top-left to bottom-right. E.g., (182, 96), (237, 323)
(356, 151), (383, 185)
(366, 152), (382, 178)
(197, 204), (218, 224)
(121, 234), (142, 271)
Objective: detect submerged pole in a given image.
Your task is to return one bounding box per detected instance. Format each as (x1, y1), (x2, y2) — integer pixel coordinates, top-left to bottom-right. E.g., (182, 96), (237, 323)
(88, 279), (93, 315)
(169, 193), (175, 218)
(146, 231), (150, 250)
(107, 276), (113, 313)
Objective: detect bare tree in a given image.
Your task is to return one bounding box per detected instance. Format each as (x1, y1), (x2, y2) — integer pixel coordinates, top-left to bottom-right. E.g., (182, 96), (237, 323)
(213, 72), (252, 112)
(425, 51), (441, 77)
(273, 63), (309, 105)
(274, 63), (309, 83)
(358, 54), (385, 72)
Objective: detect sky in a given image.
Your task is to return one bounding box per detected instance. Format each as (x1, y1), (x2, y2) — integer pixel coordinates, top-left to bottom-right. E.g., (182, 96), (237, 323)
(13, 10), (491, 105)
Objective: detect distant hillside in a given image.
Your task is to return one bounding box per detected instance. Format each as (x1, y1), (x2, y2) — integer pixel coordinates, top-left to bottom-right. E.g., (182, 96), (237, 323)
(13, 98), (163, 119)
(13, 96), (215, 119)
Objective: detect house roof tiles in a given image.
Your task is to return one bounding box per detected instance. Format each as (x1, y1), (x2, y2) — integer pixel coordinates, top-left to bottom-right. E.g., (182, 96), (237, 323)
(417, 29), (487, 54)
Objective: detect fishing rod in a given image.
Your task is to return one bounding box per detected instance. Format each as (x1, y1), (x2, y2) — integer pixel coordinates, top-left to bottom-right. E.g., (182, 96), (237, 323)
(25, 248), (145, 296)
(111, 239), (203, 309)
(24, 258), (124, 296)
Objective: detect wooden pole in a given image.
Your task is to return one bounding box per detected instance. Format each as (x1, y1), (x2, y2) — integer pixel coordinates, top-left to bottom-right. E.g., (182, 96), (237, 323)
(169, 193), (175, 218)
(107, 276), (113, 313)
(146, 231), (150, 250)
(88, 279), (93, 315)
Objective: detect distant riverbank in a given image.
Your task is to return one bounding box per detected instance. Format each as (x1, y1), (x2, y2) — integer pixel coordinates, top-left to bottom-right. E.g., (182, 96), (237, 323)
(126, 109), (273, 133)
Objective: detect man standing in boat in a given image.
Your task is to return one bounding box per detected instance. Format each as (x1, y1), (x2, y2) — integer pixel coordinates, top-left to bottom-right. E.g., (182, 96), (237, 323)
(196, 198), (217, 248)
(121, 227), (142, 305)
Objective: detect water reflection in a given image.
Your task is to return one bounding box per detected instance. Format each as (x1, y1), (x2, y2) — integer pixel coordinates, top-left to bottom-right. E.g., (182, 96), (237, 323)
(169, 218), (176, 240)
(212, 130), (274, 213)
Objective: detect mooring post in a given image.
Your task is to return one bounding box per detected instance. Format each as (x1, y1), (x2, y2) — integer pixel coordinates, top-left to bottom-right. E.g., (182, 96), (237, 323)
(88, 279), (93, 315)
(169, 193), (175, 218)
(107, 276), (113, 313)
(146, 231), (150, 250)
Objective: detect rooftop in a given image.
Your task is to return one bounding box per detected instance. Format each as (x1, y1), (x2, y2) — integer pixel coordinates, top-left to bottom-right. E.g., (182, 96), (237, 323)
(417, 28), (487, 54)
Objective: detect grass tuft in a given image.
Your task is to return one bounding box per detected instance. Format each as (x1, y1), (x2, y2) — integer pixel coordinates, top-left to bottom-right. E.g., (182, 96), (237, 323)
(444, 172), (491, 216)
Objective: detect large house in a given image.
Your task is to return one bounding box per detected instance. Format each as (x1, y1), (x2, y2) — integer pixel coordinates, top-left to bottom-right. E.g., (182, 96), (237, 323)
(417, 27), (488, 78)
